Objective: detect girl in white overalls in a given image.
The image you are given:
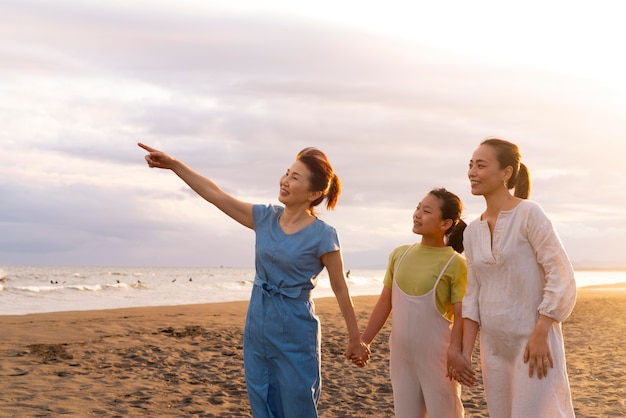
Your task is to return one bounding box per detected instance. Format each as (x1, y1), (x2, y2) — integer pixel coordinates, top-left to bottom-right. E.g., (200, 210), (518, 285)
(360, 188), (467, 418)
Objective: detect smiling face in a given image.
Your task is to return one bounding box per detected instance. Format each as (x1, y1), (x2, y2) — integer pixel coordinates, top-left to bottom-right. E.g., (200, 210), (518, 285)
(278, 160), (317, 207)
(468, 143), (512, 197)
(412, 193), (451, 240)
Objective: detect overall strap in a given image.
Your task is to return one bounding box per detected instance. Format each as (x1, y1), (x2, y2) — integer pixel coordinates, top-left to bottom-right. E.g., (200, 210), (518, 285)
(430, 252), (458, 310)
(436, 253), (457, 283)
(393, 244), (416, 280)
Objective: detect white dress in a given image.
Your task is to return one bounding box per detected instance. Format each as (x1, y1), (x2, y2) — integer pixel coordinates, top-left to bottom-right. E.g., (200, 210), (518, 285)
(462, 200), (577, 418)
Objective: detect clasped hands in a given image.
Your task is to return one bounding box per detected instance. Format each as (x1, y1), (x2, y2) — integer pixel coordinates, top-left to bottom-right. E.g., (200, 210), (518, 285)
(447, 352), (477, 387)
(346, 340), (371, 368)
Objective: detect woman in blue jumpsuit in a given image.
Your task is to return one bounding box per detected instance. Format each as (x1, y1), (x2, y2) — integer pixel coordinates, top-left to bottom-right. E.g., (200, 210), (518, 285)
(139, 143), (370, 417)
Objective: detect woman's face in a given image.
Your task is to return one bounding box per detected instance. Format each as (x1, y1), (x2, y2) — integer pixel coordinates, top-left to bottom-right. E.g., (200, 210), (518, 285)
(468, 144), (509, 196)
(278, 160), (315, 206)
(412, 193), (447, 237)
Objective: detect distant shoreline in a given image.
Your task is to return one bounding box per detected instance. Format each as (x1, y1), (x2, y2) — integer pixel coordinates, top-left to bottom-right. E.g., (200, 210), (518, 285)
(2, 282), (624, 319)
(573, 266), (626, 271)
(3, 263), (625, 270)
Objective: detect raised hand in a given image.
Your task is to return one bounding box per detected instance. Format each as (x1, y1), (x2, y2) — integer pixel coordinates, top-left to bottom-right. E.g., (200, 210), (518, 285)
(138, 142), (177, 170)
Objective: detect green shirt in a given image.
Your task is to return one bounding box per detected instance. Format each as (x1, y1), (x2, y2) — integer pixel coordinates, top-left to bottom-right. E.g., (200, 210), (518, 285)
(383, 243), (467, 320)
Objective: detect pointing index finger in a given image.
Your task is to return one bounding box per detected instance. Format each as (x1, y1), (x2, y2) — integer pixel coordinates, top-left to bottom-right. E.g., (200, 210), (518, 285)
(137, 142), (157, 152)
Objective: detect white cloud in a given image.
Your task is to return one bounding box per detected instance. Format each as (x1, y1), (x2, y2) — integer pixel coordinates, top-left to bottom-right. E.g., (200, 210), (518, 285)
(1, 0), (625, 268)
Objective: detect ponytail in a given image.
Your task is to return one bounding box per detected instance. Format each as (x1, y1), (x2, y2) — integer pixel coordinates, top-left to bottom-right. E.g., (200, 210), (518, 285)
(325, 174), (341, 210)
(428, 187), (465, 253)
(447, 219), (467, 253)
(514, 163), (530, 199)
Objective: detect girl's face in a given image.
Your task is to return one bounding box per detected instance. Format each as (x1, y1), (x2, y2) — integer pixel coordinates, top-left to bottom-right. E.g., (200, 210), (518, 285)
(468, 144), (510, 196)
(278, 160), (316, 206)
(412, 193), (449, 237)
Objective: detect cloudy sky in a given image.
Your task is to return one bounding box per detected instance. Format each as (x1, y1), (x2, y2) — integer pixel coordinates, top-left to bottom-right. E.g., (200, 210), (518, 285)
(2, 0), (624, 269)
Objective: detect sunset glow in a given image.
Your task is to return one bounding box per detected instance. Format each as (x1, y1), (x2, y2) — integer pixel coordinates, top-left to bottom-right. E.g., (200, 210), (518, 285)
(1, 0), (624, 268)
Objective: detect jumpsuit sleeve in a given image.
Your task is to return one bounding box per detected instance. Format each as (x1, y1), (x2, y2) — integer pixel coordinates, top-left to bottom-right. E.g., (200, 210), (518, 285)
(316, 224), (341, 257)
(526, 202), (577, 323)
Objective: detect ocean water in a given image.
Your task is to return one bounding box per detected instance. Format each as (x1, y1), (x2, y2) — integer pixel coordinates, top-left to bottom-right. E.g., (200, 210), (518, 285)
(0, 265), (624, 316)
(0, 265), (386, 315)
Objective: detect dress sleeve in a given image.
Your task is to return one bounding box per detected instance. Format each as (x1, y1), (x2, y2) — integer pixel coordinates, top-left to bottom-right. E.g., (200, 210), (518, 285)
(526, 202), (577, 322)
(461, 224), (481, 324)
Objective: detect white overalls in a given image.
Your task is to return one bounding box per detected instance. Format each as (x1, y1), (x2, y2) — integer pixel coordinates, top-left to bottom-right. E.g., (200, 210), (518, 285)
(389, 247), (463, 418)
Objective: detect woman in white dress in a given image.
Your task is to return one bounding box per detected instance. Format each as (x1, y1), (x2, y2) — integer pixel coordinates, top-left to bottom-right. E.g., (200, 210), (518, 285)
(451, 138), (577, 418)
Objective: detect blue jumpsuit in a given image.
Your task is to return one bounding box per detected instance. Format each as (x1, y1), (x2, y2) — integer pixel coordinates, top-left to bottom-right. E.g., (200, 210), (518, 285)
(244, 204), (340, 418)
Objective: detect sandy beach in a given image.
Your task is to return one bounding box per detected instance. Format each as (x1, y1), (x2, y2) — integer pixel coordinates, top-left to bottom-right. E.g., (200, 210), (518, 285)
(1, 285), (625, 417)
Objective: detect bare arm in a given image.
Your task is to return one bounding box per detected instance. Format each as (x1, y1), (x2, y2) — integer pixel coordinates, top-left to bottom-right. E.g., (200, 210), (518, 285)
(139, 142), (254, 229)
(447, 303), (476, 385)
(321, 250), (370, 366)
(360, 286), (392, 345)
(447, 302), (463, 365)
(450, 317), (478, 387)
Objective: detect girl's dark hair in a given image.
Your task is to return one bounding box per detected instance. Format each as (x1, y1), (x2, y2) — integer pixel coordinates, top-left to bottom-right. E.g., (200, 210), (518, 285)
(296, 147), (341, 213)
(481, 137), (531, 199)
(428, 187), (466, 253)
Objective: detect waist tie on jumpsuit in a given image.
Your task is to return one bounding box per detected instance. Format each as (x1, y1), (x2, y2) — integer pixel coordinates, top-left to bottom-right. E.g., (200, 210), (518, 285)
(244, 274), (320, 418)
